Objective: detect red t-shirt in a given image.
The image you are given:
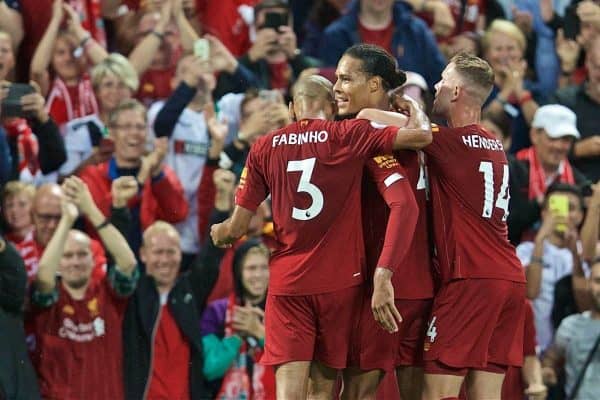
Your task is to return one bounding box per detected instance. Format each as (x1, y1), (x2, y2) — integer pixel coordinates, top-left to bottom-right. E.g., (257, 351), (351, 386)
(147, 304), (191, 400)
(16, 230), (107, 284)
(416, 0), (485, 41)
(136, 66), (177, 107)
(358, 20), (394, 55)
(362, 150), (435, 299)
(31, 278), (128, 400)
(16, 0), (106, 80)
(423, 124), (525, 283)
(197, 0), (259, 57)
(236, 118), (398, 295)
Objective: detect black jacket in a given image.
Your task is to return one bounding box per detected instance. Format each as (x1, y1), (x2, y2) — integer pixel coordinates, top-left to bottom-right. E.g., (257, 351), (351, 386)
(507, 155), (591, 245)
(122, 211), (226, 400)
(0, 239), (40, 400)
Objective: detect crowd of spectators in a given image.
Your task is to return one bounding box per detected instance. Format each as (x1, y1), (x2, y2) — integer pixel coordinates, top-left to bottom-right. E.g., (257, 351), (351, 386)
(0, 0), (599, 399)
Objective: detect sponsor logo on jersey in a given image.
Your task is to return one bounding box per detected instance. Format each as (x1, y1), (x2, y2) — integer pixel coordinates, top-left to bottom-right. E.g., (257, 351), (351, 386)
(373, 154), (400, 169)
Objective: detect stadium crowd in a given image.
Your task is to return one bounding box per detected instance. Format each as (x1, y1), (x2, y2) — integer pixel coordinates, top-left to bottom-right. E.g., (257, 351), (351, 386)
(0, 0), (599, 399)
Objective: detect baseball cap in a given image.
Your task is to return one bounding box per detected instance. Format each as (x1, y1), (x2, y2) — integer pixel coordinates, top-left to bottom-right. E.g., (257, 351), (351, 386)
(531, 104), (580, 139)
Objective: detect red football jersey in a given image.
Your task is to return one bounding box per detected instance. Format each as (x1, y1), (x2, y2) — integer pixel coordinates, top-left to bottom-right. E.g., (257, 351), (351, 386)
(236, 118), (398, 295)
(361, 150), (435, 299)
(424, 124), (525, 283)
(31, 279), (128, 400)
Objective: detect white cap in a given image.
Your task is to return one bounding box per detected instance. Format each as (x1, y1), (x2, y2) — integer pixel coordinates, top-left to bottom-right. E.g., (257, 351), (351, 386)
(402, 71), (428, 92)
(532, 104), (580, 139)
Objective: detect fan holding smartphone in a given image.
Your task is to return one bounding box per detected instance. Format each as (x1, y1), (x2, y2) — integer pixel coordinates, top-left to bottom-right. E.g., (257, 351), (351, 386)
(248, 0), (299, 63)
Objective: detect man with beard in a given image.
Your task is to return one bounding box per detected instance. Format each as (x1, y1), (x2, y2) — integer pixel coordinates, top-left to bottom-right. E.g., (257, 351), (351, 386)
(330, 44), (434, 400)
(364, 53), (527, 399)
(31, 176), (138, 400)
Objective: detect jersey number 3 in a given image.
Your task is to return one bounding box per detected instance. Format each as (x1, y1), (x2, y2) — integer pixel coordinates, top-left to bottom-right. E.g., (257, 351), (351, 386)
(287, 158), (324, 221)
(478, 161), (510, 221)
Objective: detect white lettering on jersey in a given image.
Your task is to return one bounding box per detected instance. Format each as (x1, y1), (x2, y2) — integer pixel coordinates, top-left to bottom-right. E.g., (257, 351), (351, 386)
(426, 316), (438, 343)
(462, 134), (504, 152)
(58, 317), (106, 342)
(272, 131), (329, 147)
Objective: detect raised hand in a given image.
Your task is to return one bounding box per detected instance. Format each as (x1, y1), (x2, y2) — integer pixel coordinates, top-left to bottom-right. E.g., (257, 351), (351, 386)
(62, 176), (96, 217)
(213, 168), (236, 194)
(111, 176), (139, 208)
(61, 198), (80, 223)
(248, 28), (279, 62)
(232, 303), (265, 339)
(20, 81), (49, 123)
(206, 34), (238, 74)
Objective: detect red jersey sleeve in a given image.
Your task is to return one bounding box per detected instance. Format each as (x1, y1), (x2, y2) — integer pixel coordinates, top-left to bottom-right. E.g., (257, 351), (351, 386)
(235, 141), (269, 212)
(423, 123), (450, 163)
(365, 155), (418, 272)
(337, 119), (398, 158)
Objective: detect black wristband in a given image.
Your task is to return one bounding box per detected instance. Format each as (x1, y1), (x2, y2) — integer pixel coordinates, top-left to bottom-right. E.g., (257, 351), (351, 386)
(151, 30), (164, 41)
(95, 219), (111, 231)
(530, 256), (544, 265)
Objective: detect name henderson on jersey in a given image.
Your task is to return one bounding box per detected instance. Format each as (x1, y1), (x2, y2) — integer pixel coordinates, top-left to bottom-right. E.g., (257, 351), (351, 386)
(272, 130), (329, 147)
(461, 133), (504, 152)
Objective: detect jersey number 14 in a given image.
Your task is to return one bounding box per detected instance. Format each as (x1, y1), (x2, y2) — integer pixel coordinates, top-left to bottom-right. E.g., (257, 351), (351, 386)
(478, 161), (510, 221)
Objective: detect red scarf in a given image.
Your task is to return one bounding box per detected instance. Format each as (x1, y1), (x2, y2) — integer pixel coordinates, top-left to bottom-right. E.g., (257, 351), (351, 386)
(3, 118), (39, 177)
(216, 293), (275, 400)
(516, 146), (575, 200)
(46, 75), (99, 128)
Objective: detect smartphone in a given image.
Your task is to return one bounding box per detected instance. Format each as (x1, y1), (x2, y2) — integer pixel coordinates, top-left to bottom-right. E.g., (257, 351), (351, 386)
(194, 38), (210, 61)
(549, 194), (569, 233)
(563, 6), (580, 40)
(263, 11), (288, 31)
(1, 83), (36, 118)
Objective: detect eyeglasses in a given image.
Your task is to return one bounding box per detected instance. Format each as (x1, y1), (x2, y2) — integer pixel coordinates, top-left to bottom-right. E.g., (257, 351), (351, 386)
(35, 213), (62, 223)
(112, 123), (147, 131)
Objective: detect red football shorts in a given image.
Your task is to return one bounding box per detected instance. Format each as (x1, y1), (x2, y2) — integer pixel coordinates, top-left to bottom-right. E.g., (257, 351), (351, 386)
(262, 285), (362, 369)
(423, 279), (526, 375)
(349, 291), (432, 371)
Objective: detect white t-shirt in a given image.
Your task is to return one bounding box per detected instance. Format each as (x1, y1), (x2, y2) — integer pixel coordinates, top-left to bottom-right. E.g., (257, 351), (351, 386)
(555, 311), (600, 399)
(59, 114), (105, 176)
(148, 102), (210, 254)
(516, 240), (574, 352)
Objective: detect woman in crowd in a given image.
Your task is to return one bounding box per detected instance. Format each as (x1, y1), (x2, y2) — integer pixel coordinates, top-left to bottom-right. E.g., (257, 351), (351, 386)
(481, 19), (541, 154)
(59, 53), (138, 177)
(1, 181), (35, 245)
(30, 1), (109, 129)
(201, 239), (275, 399)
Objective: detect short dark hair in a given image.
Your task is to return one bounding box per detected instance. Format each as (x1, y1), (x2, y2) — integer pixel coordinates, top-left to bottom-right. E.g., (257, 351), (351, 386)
(255, 0), (289, 14)
(542, 183), (584, 211)
(343, 44), (407, 90)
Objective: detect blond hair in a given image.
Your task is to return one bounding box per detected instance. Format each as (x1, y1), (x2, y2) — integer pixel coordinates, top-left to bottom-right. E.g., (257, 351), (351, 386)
(2, 181), (36, 204)
(91, 53), (139, 92)
(451, 53), (495, 101)
(482, 19), (527, 53)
